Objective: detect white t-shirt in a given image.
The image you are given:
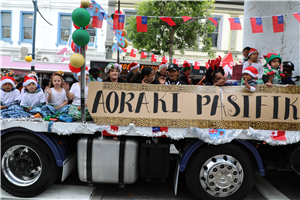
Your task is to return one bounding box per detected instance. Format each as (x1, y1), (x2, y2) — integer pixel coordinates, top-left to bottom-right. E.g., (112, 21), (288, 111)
(69, 82), (88, 106)
(243, 61), (264, 79)
(46, 88), (68, 106)
(0, 89), (21, 106)
(20, 90), (46, 107)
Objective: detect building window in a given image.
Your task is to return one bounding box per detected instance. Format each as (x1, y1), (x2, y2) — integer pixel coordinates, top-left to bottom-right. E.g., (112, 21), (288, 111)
(56, 13), (71, 47)
(87, 17), (96, 47)
(124, 11), (136, 42)
(209, 17), (221, 48)
(1, 11), (12, 43)
(19, 11), (33, 43)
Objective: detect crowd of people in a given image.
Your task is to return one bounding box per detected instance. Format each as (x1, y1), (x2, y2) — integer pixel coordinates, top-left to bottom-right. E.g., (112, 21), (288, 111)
(0, 49), (297, 120)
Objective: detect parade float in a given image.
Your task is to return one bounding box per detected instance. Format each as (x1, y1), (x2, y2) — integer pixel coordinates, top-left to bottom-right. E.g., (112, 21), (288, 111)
(1, 1), (299, 200)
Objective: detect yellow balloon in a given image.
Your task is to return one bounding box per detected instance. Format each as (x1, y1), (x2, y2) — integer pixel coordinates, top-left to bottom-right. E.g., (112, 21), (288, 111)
(118, 39), (129, 48)
(81, 0), (90, 8)
(25, 56), (32, 62)
(122, 30), (127, 37)
(70, 53), (85, 68)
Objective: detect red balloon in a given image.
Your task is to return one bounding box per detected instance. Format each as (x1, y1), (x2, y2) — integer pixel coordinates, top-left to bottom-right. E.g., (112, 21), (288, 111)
(71, 41), (87, 53)
(69, 63), (81, 73)
(73, 23), (89, 30)
(114, 10), (122, 14)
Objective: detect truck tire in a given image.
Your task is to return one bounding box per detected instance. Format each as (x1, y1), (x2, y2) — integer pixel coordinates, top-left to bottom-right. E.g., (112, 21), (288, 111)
(1, 133), (59, 197)
(185, 143), (254, 200)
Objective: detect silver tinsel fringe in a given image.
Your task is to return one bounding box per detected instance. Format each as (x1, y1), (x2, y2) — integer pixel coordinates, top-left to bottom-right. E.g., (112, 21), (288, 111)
(188, 127), (243, 145)
(247, 127), (300, 146)
(1, 118), (300, 145)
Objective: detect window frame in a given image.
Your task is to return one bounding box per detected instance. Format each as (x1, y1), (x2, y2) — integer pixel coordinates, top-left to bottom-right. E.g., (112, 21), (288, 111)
(56, 13), (72, 47)
(86, 17), (97, 47)
(1, 10), (12, 44)
(18, 11), (34, 44)
(208, 15), (223, 50)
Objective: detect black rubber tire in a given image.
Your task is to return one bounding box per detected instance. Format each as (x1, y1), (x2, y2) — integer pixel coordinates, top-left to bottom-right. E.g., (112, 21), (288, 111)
(1, 133), (59, 197)
(185, 143), (255, 200)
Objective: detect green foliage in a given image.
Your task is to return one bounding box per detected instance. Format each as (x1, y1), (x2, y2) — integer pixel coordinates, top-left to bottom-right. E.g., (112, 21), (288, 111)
(126, 0), (216, 60)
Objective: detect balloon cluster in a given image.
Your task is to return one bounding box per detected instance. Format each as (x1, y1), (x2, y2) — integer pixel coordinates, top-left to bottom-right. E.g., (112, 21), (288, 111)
(69, 0), (91, 73)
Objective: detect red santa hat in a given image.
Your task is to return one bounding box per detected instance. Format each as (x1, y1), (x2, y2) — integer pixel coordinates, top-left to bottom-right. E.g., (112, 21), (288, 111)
(27, 73), (38, 82)
(0, 76), (15, 87)
(159, 62), (168, 69)
(242, 66), (259, 78)
(128, 62), (140, 71)
(23, 76), (37, 87)
(248, 48), (258, 57)
(77, 66), (89, 77)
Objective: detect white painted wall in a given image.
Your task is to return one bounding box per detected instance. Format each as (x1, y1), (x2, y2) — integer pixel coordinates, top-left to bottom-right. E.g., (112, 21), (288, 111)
(243, 1), (300, 78)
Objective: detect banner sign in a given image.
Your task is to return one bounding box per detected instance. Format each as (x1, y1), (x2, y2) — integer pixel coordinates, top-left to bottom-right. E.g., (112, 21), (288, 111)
(87, 83), (300, 131)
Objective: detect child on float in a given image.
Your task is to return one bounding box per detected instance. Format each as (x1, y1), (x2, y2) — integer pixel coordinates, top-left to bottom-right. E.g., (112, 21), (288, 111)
(89, 67), (102, 82)
(263, 53), (284, 86)
(178, 62), (192, 85)
(241, 47), (251, 64)
(19, 76), (47, 118)
(204, 56), (232, 86)
(127, 62), (140, 82)
(43, 71), (71, 116)
(102, 63), (127, 83)
(242, 66), (258, 92)
(281, 61), (295, 85)
(164, 64), (183, 85)
(0, 76), (31, 119)
(130, 66), (165, 84)
(242, 48), (264, 80)
(63, 67), (92, 121)
(155, 62), (168, 80)
(20, 71), (42, 95)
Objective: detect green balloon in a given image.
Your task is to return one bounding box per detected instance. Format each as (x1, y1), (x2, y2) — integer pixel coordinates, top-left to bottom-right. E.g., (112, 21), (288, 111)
(72, 29), (90, 46)
(72, 8), (90, 27)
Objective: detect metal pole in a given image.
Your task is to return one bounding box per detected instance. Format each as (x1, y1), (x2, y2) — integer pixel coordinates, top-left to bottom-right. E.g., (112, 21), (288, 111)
(31, 0), (37, 71)
(117, 0), (120, 64)
(80, 35), (86, 123)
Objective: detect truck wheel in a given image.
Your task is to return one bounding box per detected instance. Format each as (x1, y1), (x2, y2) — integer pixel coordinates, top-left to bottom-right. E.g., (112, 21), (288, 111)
(185, 143), (254, 200)
(1, 133), (59, 197)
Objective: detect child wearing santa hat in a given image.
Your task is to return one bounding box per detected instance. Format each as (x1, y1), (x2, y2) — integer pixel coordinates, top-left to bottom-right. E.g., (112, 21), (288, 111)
(178, 62), (192, 85)
(262, 53), (283, 86)
(126, 62), (140, 82)
(242, 48), (264, 80)
(0, 76), (21, 110)
(242, 66), (258, 92)
(20, 76), (46, 116)
(155, 62), (168, 80)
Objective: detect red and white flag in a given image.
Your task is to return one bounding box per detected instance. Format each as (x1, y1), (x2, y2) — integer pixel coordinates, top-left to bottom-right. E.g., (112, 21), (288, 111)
(151, 54), (157, 62)
(122, 48), (127, 53)
(141, 52), (147, 59)
(222, 51), (234, 77)
(194, 61), (200, 70)
(130, 49), (137, 57)
(270, 131), (286, 141)
(173, 59), (179, 65)
(162, 57), (168, 62)
(205, 62), (209, 69)
(103, 126), (118, 136)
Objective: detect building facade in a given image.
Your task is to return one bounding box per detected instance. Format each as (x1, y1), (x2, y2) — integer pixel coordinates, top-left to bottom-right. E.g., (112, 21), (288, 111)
(0, 0), (108, 84)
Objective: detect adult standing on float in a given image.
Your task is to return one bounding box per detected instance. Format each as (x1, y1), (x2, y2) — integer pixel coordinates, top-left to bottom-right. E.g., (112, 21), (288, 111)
(178, 62), (193, 85)
(127, 62), (140, 82)
(155, 62), (168, 80)
(103, 63), (127, 83)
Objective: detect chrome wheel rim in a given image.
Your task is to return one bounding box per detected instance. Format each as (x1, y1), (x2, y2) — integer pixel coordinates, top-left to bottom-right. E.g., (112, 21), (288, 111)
(2, 145), (42, 186)
(199, 154), (244, 197)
